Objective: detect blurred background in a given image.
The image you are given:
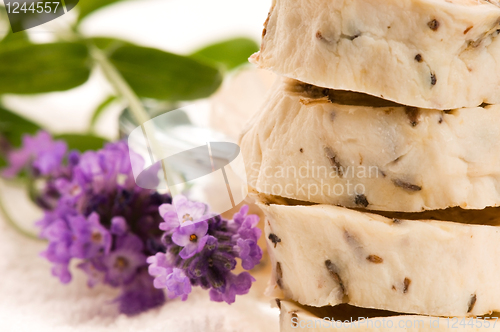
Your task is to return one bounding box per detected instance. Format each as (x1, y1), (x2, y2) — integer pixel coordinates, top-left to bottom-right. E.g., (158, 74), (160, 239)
(0, 0), (273, 139)
(0, 0), (279, 331)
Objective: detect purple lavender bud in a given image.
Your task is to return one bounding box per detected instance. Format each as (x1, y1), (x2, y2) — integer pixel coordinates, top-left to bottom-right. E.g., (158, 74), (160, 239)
(205, 235), (218, 251)
(110, 216), (128, 236)
(206, 266), (226, 291)
(67, 151), (80, 167)
(211, 251), (237, 271)
(185, 255), (205, 279)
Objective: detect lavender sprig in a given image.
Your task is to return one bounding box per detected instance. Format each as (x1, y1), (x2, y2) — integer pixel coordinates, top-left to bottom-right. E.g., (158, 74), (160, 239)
(1, 131), (264, 314)
(2, 132), (171, 315)
(148, 195), (263, 304)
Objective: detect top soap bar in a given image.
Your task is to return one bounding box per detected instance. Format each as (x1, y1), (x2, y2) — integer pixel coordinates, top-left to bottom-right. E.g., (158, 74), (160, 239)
(251, 0), (500, 109)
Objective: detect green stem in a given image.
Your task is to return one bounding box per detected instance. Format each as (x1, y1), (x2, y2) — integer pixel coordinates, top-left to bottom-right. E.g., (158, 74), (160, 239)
(88, 45), (179, 196)
(0, 187), (43, 241)
(54, 28), (177, 195)
(88, 45), (150, 126)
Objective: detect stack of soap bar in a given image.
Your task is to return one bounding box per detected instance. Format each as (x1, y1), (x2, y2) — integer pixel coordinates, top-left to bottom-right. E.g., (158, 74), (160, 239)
(242, 0), (500, 329)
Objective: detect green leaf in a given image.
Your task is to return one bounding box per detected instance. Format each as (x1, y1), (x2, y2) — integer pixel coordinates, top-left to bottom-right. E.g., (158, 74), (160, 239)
(0, 154), (6, 169)
(89, 95), (117, 129)
(108, 45), (223, 101)
(86, 37), (131, 54)
(0, 106), (42, 146)
(54, 134), (107, 152)
(77, 0), (125, 22)
(0, 30), (30, 50)
(0, 42), (91, 94)
(0, 5), (30, 49)
(190, 37), (259, 70)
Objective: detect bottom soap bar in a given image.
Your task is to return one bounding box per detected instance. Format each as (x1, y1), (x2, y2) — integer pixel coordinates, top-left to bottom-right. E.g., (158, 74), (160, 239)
(261, 202), (500, 316)
(279, 300), (500, 332)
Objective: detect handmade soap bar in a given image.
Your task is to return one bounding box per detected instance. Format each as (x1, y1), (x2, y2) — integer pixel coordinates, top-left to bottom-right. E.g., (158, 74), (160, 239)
(241, 79), (500, 212)
(278, 300), (500, 331)
(262, 202), (500, 316)
(252, 0), (500, 109)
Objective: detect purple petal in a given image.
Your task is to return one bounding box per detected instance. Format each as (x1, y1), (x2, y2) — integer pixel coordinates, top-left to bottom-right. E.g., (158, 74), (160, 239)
(179, 242), (200, 259)
(158, 204), (180, 231)
(196, 235), (209, 253)
(231, 272), (255, 295)
(159, 203), (176, 219)
(171, 226), (191, 247)
(193, 221), (209, 237)
(147, 252), (174, 277)
(205, 235), (218, 251)
(51, 263), (72, 284)
(172, 195), (208, 224)
(153, 274), (169, 289)
(166, 268), (192, 300)
(209, 272), (255, 304)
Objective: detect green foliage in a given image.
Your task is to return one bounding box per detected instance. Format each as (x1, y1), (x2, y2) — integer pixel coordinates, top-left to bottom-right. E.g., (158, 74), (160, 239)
(0, 106), (41, 147)
(0, 42), (91, 94)
(191, 37), (259, 70)
(0, 154), (6, 169)
(54, 133), (107, 152)
(86, 37), (131, 54)
(0, 30), (30, 50)
(108, 45), (223, 101)
(89, 95), (117, 129)
(0, 1), (258, 166)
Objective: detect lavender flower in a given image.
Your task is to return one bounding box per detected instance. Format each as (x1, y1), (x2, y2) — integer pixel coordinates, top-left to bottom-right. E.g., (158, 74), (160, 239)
(232, 205), (262, 270)
(147, 252), (174, 288)
(2, 131), (263, 312)
(171, 221), (209, 259)
(148, 195), (262, 304)
(159, 195), (208, 230)
(100, 232), (147, 287)
(209, 271), (255, 304)
(68, 213), (111, 259)
(165, 268), (191, 301)
(2, 132), (171, 315)
(1, 131), (67, 178)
